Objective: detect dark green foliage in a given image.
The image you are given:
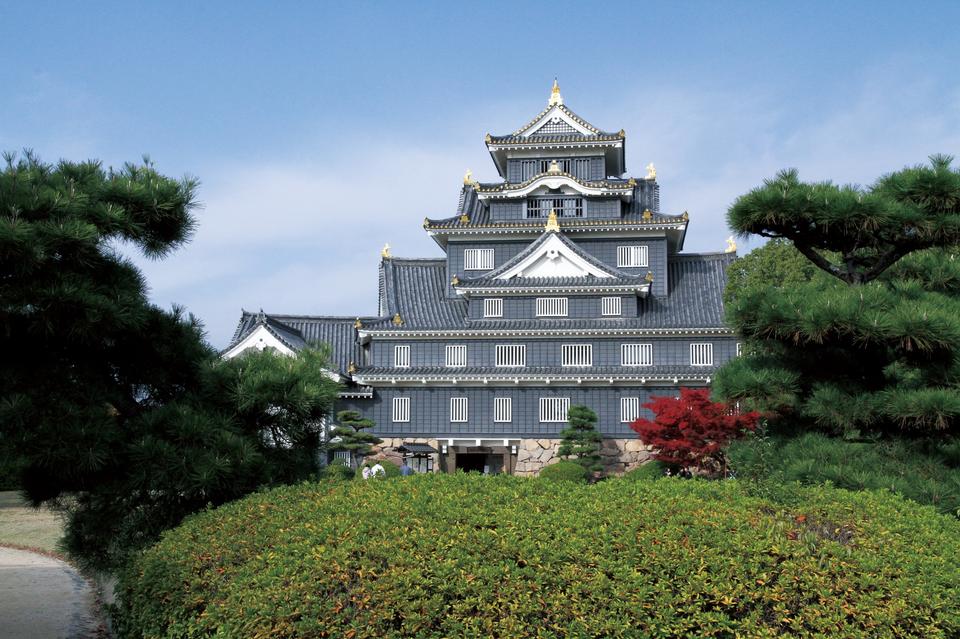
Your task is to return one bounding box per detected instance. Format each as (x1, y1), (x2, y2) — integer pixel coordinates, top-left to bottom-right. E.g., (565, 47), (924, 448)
(355, 459), (401, 479)
(320, 460), (356, 482)
(0, 153), (340, 571)
(718, 157), (960, 436)
(538, 460), (589, 483)
(115, 476), (960, 638)
(328, 410), (382, 465)
(621, 460), (668, 481)
(724, 238), (826, 307)
(728, 431), (960, 517)
(556, 404), (603, 473)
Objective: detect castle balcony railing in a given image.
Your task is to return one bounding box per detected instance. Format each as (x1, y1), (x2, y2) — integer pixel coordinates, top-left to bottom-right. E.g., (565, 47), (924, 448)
(526, 197), (583, 218)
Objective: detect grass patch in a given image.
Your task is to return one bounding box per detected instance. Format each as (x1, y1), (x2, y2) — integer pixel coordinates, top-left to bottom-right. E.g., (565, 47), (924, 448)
(0, 491), (64, 553)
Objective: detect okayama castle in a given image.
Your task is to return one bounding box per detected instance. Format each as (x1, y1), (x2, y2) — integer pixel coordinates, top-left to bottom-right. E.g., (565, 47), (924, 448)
(224, 82), (739, 476)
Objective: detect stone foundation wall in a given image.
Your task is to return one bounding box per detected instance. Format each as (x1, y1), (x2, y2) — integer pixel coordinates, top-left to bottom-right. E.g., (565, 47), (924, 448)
(371, 437), (654, 477)
(514, 438), (653, 476)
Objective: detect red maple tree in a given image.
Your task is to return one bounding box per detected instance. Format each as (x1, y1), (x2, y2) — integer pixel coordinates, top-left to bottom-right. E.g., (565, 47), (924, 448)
(630, 388), (761, 474)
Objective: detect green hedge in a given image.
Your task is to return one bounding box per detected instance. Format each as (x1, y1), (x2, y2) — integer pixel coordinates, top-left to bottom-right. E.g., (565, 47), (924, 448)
(538, 460), (588, 482)
(114, 476), (960, 638)
(621, 460), (668, 481)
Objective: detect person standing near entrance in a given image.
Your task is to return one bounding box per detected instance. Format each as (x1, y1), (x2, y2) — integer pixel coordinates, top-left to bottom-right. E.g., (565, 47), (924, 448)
(400, 460), (414, 476)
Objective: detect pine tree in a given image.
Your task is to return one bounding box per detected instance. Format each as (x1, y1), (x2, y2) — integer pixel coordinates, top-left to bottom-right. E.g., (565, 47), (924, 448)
(714, 156), (960, 437)
(557, 405), (603, 473)
(0, 152), (341, 570)
(328, 410), (382, 466)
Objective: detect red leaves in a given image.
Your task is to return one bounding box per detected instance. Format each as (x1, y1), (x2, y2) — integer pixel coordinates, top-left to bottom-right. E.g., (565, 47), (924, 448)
(629, 388), (761, 473)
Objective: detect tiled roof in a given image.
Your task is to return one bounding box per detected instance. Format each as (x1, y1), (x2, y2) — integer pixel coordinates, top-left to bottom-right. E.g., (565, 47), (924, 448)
(474, 172), (633, 194)
(455, 276), (650, 289)
(228, 311), (379, 373)
(635, 252), (734, 328)
(379, 258), (468, 328)
(459, 230), (647, 284)
(487, 132), (624, 146)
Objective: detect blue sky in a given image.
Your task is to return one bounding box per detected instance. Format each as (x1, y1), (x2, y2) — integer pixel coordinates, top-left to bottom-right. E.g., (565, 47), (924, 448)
(3, 1), (959, 347)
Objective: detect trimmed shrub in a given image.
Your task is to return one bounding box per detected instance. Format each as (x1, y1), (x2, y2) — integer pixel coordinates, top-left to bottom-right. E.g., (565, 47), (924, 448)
(621, 460), (668, 481)
(538, 460), (588, 483)
(115, 475), (960, 638)
(728, 431), (960, 517)
(355, 459), (401, 479)
(320, 460), (354, 482)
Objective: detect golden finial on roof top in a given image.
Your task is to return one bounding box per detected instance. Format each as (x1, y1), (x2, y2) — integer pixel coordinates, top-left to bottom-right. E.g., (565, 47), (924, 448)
(485, 133), (492, 143)
(547, 159), (561, 175)
(618, 129), (626, 137)
(392, 313), (404, 326)
(646, 163), (657, 179)
(548, 78), (563, 106)
(347, 361), (357, 374)
(645, 271), (655, 283)
(642, 209), (653, 221)
(463, 169), (473, 185)
(381, 243), (392, 258)
(725, 236), (737, 254)
(451, 275), (460, 286)
(545, 210), (560, 232)
(354, 318), (362, 330)
(682, 210), (689, 221)
(423, 217), (430, 227)
(627, 177), (637, 188)
(459, 214), (470, 224)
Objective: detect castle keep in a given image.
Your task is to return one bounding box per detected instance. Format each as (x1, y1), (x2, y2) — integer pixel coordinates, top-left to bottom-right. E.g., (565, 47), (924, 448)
(224, 82), (738, 475)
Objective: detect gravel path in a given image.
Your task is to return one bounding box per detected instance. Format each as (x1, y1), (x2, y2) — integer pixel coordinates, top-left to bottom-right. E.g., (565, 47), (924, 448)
(0, 546), (99, 639)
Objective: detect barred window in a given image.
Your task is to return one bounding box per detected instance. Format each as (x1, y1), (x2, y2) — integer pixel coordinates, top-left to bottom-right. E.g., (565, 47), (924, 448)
(690, 343), (714, 366)
(394, 345), (410, 368)
(561, 344), (593, 367)
(483, 298), (503, 318)
(450, 397), (468, 423)
(621, 343), (653, 366)
(616, 245), (649, 268)
(392, 397), (410, 423)
(736, 342), (743, 357)
(493, 397), (512, 423)
(445, 344), (467, 367)
(539, 397), (571, 423)
(601, 296), (622, 316)
(464, 248), (494, 270)
(536, 297), (568, 317)
(620, 397), (642, 423)
(496, 344), (526, 367)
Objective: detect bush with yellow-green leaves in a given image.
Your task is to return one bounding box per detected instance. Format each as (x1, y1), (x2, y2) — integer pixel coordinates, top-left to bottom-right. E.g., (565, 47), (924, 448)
(114, 475), (960, 638)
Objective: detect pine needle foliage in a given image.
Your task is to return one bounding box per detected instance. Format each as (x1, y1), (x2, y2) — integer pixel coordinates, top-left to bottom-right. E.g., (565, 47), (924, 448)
(557, 404), (603, 473)
(717, 156), (960, 436)
(328, 410), (382, 464)
(0, 152), (340, 571)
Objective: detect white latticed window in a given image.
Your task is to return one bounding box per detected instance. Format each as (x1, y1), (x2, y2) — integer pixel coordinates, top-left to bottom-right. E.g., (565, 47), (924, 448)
(333, 450), (352, 466)
(483, 298), (503, 318)
(450, 397), (468, 423)
(445, 344), (467, 367)
(493, 397), (512, 423)
(617, 245), (649, 268)
(496, 344), (526, 367)
(621, 343), (653, 366)
(536, 297), (568, 317)
(690, 343), (714, 366)
(392, 397), (410, 423)
(464, 248), (494, 270)
(561, 344), (593, 367)
(620, 397), (642, 423)
(539, 397), (571, 423)
(736, 342), (743, 357)
(601, 296), (622, 316)
(394, 345), (410, 368)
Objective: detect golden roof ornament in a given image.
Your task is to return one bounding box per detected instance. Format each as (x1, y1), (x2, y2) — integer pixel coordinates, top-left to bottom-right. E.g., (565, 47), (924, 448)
(645, 271), (655, 283)
(451, 275), (460, 286)
(459, 214), (470, 224)
(548, 78), (563, 107)
(392, 313), (404, 326)
(547, 159), (562, 175)
(545, 210), (560, 232)
(381, 243), (392, 258)
(484, 133), (492, 143)
(642, 209), (653, 221)
(422, 217), (430, 228)
(353, 318), (362, 330)
(646, 163), (657, 179)
(463, 168), (473, 185)
(725, 236), (738, 253)
(627, 177), (637, 188)
(347, 361), (357, 374)
(681, 211), (690, 221)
